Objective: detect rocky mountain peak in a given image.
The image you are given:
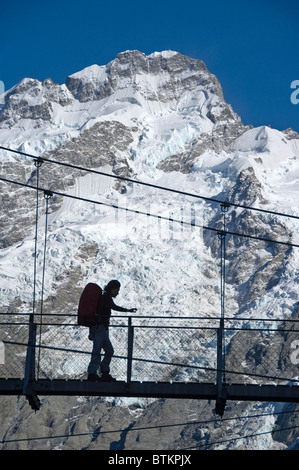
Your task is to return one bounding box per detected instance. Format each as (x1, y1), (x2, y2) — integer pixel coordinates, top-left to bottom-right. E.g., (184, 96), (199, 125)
(0, 50), (245, 164)
(65, 49), (226, 109)
(0, 76), (73, 127)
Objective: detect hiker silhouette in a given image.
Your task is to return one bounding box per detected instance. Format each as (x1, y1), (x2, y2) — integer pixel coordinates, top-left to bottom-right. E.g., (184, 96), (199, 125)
(87, 280), (137, 382)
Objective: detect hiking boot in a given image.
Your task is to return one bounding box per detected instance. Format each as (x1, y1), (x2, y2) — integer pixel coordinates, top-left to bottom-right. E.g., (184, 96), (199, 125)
(87, 373), (101, 382)
(100, 372), (116, 382)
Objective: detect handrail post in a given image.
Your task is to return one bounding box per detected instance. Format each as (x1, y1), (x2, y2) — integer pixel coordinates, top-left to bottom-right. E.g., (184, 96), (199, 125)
(127, 317), (134, 383)
(216, 321), (226, 417)
(23, 322), (40, 410)
(215, 213), (228, 417)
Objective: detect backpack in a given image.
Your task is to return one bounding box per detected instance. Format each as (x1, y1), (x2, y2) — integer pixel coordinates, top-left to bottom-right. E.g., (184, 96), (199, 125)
(77, 283), (102, 326)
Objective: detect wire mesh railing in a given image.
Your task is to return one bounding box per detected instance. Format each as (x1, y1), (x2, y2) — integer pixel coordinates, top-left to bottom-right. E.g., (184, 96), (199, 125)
(0, 322), (28, 378)
(1, 314), (299, 386)
(224, 325), (299, 385)
(34, 317), (219, 383)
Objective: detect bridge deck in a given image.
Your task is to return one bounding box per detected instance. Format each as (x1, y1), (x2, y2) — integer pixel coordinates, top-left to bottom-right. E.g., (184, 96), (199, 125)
(1, 378), (299, 405)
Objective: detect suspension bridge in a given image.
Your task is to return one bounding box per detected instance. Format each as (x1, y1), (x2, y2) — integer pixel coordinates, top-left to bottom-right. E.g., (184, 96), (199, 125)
(1, 146), (299, 416)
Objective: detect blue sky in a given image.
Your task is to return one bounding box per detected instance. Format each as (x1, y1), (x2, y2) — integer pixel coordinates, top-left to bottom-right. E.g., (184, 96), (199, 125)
(0, 0), (298, 132)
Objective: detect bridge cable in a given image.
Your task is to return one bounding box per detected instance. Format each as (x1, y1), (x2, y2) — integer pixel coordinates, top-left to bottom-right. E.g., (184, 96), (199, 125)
(4, 339), (299, 383)
(215, 203), (230, 415)
(1, 408), (298, 446)
(0, 175), (298, 249)
(32, 158), (43, 319)
(182, 424), (299, 450)
(22, 158), (44, 399)
(1, 145), (299, 221)
(37, 190), (53, 379)
(220, 203), (229, 383)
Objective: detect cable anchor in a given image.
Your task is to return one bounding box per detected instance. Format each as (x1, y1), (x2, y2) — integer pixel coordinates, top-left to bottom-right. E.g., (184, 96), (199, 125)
(217, 229), (227, 239)
(220, 202), (230, 213)
(34, 157), (43, 168)
(43, 190), (53, 199)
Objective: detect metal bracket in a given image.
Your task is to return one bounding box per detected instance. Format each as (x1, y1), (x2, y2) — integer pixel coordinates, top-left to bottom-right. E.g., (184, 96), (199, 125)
(34, 157), (43, 168)
(44, 190), (53, 199)
(23, 323), (41, 410)
(220, 202), (230, 213)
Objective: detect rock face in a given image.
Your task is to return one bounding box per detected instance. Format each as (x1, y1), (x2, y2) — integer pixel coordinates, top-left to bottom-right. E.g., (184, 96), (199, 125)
(66, 50), (218, 102)
(1, 50), (299, 450)
(0, 78), (73, 127)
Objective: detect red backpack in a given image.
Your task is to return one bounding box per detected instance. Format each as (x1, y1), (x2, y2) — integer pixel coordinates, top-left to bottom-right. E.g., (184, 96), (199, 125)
(77, 283), (102, 326)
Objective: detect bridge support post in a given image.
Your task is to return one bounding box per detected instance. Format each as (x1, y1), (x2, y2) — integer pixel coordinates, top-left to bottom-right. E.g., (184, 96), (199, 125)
(216, 215), (229, 417)
(127, 317), (134, 383)
(23, 322), (40, 410)
(22, 157), (42, 411)
(216, 325), (226, 416)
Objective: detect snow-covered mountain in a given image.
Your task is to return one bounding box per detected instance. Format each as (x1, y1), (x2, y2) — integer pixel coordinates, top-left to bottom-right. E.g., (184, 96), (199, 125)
(1, 50), (299, 450)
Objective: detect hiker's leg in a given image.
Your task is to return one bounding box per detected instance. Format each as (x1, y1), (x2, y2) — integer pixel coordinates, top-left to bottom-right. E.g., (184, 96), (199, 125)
(87, 325), (105, 375)
(100, 327), (114, 374)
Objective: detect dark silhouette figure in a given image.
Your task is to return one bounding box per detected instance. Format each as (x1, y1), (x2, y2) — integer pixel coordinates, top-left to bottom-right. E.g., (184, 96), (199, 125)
(87, 280), (137, 382)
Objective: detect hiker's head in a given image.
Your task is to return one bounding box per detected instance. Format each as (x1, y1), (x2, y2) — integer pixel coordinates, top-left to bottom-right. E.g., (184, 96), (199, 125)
(105, 279), (121, 297)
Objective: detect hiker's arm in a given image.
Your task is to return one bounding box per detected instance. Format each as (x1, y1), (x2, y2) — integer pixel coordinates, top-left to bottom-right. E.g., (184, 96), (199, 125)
(111, 300), (137, 313)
